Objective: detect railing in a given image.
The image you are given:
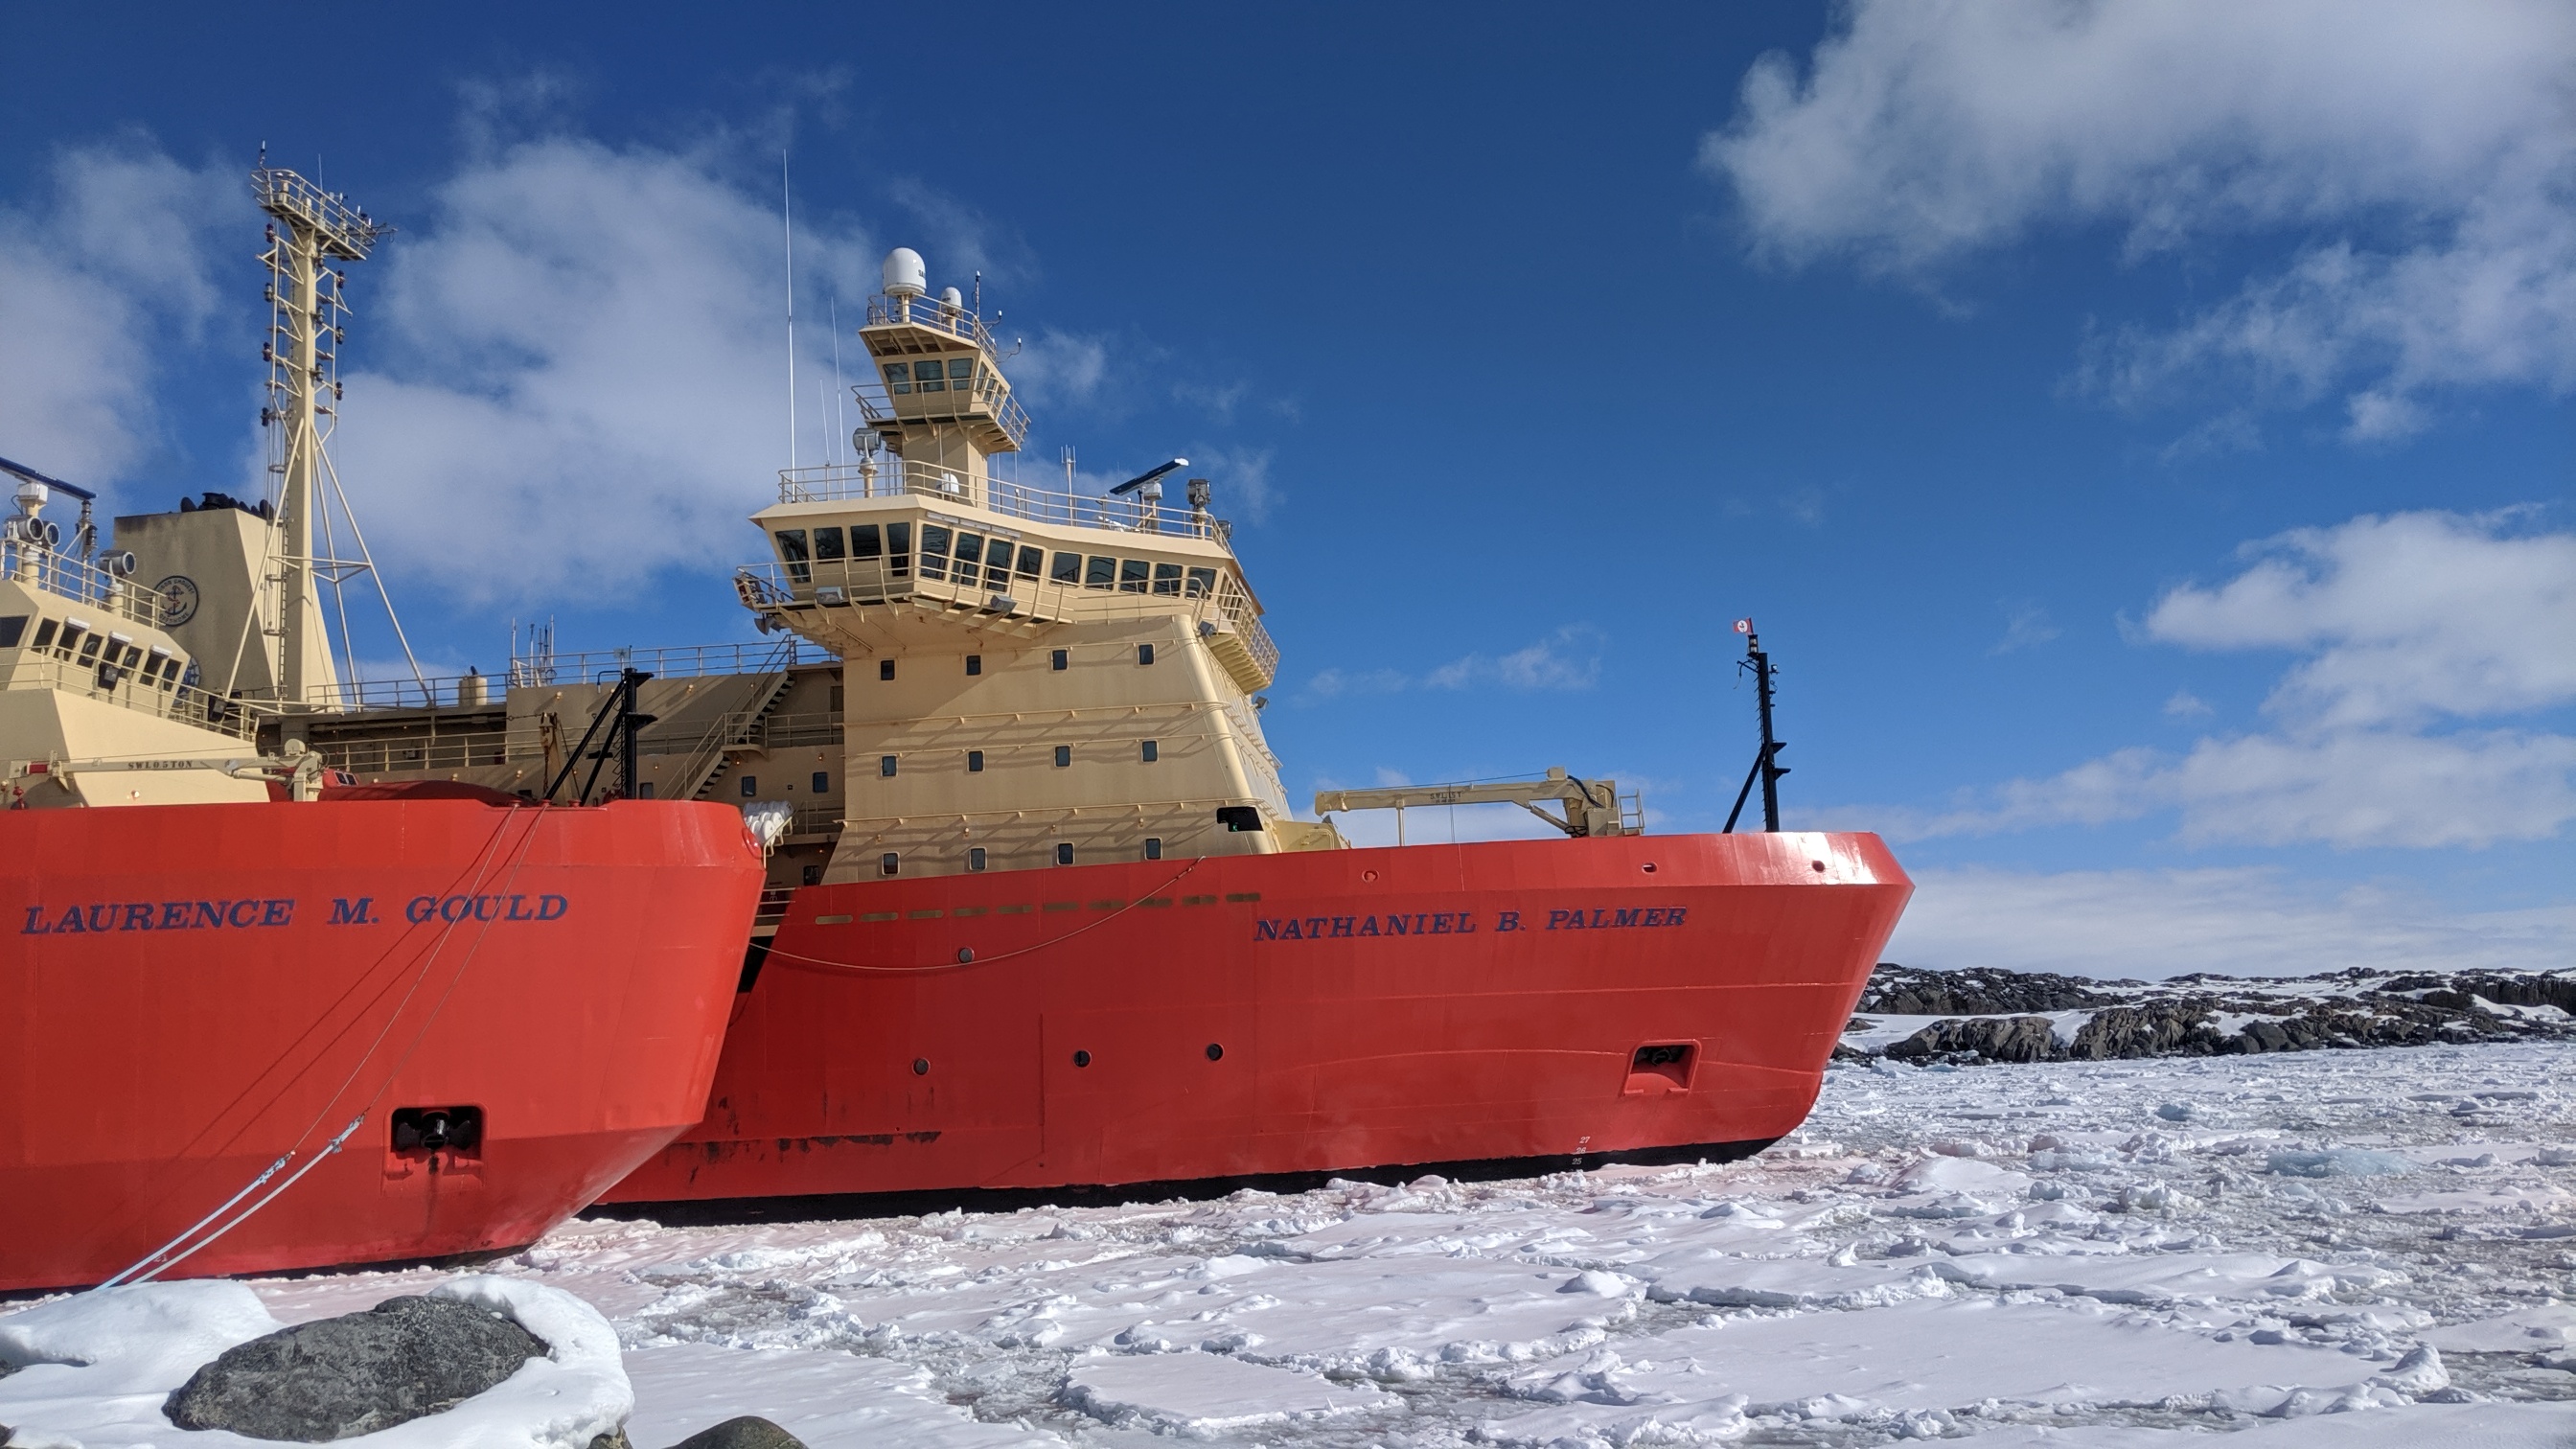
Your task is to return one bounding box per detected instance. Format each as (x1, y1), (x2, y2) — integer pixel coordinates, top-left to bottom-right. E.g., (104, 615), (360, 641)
(252, 167), (385, 258)
(3, 545), (164, 630)
(1, 652), (260, 744)
(506, 638), (807, 688)
(776, 459), (1230, 544)
(865, 290), (1000, 355)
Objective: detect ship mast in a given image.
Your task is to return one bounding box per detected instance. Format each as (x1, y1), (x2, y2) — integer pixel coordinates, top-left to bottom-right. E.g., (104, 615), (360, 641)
(252, 164), (382, 710)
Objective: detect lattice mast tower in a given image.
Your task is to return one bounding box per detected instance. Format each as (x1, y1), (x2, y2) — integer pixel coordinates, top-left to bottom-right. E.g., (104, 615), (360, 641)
(253, 164), (382, 709)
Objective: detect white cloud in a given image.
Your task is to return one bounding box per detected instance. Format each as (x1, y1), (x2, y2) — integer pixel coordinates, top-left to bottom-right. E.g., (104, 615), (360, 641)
(1008, 329), (1110, 410)
(1306, 626), (1605, 701)
(1704, 0), (2576, 435)
(327, 137), (879, 604)
(1850, 510), (2576, 849)
(2145, 510), (2576, 729)
(1990, 602), (2060, 655)
(2163, 690), (2212, 719)
(1887, 865), (2576, 978)
(0, 142), (246, 499)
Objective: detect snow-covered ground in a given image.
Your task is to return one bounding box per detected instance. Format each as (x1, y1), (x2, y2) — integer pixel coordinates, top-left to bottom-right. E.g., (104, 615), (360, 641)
(35, 1042), (2576, 1447)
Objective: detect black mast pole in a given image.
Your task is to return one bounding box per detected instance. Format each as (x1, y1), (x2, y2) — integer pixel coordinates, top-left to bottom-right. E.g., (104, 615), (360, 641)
(1722, 619), (1788, 833)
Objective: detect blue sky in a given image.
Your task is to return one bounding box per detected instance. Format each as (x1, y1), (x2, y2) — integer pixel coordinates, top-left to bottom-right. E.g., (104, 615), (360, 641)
(4, 2), (2568, 977)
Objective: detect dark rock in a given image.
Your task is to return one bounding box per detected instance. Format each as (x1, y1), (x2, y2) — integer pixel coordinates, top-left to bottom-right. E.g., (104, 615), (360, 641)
(2067, 1004), (2226, 1060)
(164, 1294), (547, 1441)
(666, 1416), (809, 1449)
(1857, 963), (2115, 1016)
(1885, 1015), (2060, 1064)
(590, 1432), (634, 1449)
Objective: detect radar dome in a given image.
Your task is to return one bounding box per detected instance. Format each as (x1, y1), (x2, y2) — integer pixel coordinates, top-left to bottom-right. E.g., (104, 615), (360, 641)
(882, 247), (927, 297)
(939, 286), (964, 309)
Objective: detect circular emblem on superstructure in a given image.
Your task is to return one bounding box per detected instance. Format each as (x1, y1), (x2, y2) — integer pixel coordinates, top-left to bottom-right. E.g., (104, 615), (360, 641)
(154, 575), (200, 627)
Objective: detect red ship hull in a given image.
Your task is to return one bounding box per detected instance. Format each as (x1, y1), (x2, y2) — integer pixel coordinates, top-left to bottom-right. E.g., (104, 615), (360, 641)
(606, 830), (1909, 1206)
(0, 797), (762, 1292)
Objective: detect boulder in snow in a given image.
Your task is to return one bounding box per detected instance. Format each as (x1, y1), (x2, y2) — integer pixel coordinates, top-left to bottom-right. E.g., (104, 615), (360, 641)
(165, 1294), (547, 1440)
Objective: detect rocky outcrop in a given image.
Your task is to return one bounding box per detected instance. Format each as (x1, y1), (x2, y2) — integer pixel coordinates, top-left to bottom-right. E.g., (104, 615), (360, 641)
(1854, 963), (2576, 1066)
(1857, 964), (2117, 1016)
(667, 1417), (810, 1449)
(164, 1295), (546, 1441)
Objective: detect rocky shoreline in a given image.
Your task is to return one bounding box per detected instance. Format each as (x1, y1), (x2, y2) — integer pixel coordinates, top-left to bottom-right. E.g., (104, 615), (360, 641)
(1839, 963), (2576, 1066)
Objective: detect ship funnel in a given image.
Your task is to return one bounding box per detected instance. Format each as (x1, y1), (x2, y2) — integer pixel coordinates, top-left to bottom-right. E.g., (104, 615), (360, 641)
(883, 247), (927, 298)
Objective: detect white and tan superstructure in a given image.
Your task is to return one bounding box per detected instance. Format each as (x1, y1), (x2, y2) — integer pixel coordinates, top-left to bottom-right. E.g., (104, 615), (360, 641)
(741, 249), (1330, 882)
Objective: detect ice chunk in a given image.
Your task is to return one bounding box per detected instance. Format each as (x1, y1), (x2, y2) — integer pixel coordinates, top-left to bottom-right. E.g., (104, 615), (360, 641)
(1062, 1350), (1395, 1434)
(2266, 1147), (2416, 1178)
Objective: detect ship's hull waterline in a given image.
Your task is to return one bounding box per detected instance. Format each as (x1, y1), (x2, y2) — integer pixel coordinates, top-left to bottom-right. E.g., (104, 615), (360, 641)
(606, 830), (1909, 1207)
(0, 797), (762, 1292)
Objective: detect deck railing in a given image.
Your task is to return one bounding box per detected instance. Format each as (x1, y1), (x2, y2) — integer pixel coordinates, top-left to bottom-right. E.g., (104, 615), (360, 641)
(4, 544), (165, 630)
(0, 652), (260, 744)
(777, 459), (1230, 544)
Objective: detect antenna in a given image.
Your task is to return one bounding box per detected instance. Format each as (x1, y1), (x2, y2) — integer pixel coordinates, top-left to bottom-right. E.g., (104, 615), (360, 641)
(1721, 619), (1789, 833)
(828, 293), (847, 467)
(1109, 458), (1187, 496)
(782, 150), (797, 472)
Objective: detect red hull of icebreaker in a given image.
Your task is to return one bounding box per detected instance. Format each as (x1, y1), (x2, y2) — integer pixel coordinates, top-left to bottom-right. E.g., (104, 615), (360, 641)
(606, 831), (1909, 1206)
(0, 798), (762, 1292)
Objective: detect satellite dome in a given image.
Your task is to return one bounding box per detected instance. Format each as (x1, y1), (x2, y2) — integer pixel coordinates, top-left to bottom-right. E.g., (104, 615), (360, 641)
(939, 286), (963, 310)
(882, 247), (927, 298)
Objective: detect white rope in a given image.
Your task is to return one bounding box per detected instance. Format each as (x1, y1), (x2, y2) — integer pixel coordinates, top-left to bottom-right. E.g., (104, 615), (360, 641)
(126, 1116), (366, 1285)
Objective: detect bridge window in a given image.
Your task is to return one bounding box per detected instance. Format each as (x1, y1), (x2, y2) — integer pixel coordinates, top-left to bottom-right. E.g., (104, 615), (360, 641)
(1185, 566), (1217, 598)
(1153, 563), (1183, 596)
(919, 525), (953, 580)
(1016, 545), (1044, 578)
(30, 619), (57, 651)
(1050, 551), (1081, 584)
(948, 357), (972, 383)
(968, 846), (987, 871)
(954, 533), (984, 579)
(967, 750), (984, 772)
(1085, 555), (1116, 589)
(916, 360), (945, 393)
(1119, 559), (1151, 593)
(884, 361), (912, 394)
(0, 616), (23, 648)
(1140, 740), (1159, 763)
(1144, 838), (1163, 861)
(774, 529), (811, 583)
(74, 632), (103, 665)
(886, 521), (911, 576)
(851, 523), (882, 559)
(1055, 842), (1075, 865)
(813, 526), (845, 562)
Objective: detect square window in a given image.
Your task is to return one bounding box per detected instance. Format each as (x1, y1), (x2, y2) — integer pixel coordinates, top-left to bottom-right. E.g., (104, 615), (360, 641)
(1152, 562), (1183, 595)
(880, 755), (898, 777)
(1144, 838), (1163, 861)
(1085, 555), (1116, 588)
(954, 533), (984, 571)
(1184, 566), (1217, 597)
(740, 775), (758, 797)
(917, 363), (945, 392)
(967, 750), (984, 772)
(1138, 643), (1156, 665)
(884, 362), (911, 394)
(1140, 740), (1159, 763)
(1050, 648), (1069, 671)
(812, 771), (830, 793)
(1016, 545), (1045, 578)
(880, 658), (896, 680)
(1055, 842), (1074, 865)
(814, 526), (845, 562)
(968, 846), (987, 872)
(881, 852), (900, 876)
(774, 529), (810, 584)
(965, 654), (982, 676)
(1050, 551), (1082, 584)
(636, 782), (656, 799)
(851, 523), (883, 560)
(1118, 558), (1151, 593)
(948, 357), (972, 379)
(1053, 746), (1071, 768)
(801, 863), (822, 886)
